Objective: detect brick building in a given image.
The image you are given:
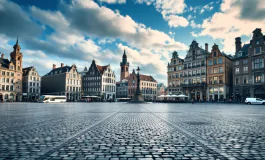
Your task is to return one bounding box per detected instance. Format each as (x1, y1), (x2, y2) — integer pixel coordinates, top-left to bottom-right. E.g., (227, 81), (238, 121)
(207, 44), (233, 101)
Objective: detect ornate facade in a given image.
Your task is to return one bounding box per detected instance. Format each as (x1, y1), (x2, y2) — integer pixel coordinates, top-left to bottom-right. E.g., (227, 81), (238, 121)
(182, 40), (208, 101)
(167, 51), (184, 95)
(0, 38), (23, 101)
(41, 63), (82, 101)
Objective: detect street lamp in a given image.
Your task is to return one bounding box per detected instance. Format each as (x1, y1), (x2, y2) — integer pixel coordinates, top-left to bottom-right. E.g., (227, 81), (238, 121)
(128, 66), (145, 103)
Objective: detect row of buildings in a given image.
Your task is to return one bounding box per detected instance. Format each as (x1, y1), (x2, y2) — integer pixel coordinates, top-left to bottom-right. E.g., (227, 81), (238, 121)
(0, 39), (161, 101)
(167, 28), (265, 102)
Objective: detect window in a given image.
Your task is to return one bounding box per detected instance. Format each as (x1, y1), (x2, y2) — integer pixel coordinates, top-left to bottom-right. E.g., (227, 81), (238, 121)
(6, 78), (9, 83)
(208, 60), (212, 66)
(213, 59), (217, 65)
(214, 77), (218, 84)
(243, 76), (248, 84)
(10, 86), (13, 91)
(209, 87), (213, 93)
(255, 47), (261, 54)
(254, 59), (262, 69)
(7, 72), (10, 76)
(235, 68), (240, 74)
(213, 68), (217, 74)
(201, 69), (205, 74)
(235, 77), (239, 84)
(33, 77), (36, 81)
(11, 72), (14, 76)
(235, 61), (239, 65)
(213, 52), (217, 57)
(243, 66), (248, 72)
(219, 67), (223, 73)
(254, 73), (263, 83)
(30, 82), (32, 86)
(219, 87), (224, 93)
(2, 78), (5, 82)
(243, 59), (248, 64)
(1, 85), (4, 90)
(218, 58), (222, 64)
(6, 85), (9, 91)
(256, 40), (260, 45)
(10, 66), (13, 70)
(2, 71), (5, 75)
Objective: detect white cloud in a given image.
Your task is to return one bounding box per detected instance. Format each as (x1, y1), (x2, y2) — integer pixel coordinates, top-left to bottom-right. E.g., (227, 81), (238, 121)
(164, 15), (189, 28)
(190, 20), (201, 28)
(136, 0), (188, 28)
(190, 32), (199, 37)
(98, 0), (126, 4)
(198, 0), (265, 53)
(23, 50), (47, 58)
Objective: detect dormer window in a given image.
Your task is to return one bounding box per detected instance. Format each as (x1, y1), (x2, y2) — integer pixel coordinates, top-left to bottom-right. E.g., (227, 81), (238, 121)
(256, 40), (260, 45)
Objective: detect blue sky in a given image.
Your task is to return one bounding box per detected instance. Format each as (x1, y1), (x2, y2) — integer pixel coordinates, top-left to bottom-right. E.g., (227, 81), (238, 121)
(0, 0), (264, 85)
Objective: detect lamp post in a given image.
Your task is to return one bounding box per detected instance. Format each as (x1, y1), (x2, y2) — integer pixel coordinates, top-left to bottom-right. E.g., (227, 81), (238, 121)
(128, 66), (146, 103)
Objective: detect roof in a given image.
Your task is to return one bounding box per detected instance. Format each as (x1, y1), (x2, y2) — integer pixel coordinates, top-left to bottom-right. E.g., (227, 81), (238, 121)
(0, 57), (10, 69)
(140, 74), (157, 82)
(234, 44), (250, 59)
(22, 66), (33, 76)
(96, 65), (108, 75)
(44, 66), (72, 76)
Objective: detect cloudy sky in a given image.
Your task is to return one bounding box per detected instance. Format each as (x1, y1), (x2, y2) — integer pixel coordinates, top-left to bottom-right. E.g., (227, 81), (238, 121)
(0, 0), (265, 85)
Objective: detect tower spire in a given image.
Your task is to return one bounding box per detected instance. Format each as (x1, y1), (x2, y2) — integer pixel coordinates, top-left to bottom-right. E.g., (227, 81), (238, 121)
(16, 36), (19, 45)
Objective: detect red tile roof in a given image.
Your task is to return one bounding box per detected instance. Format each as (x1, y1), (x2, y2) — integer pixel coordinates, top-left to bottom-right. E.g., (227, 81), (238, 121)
(96, 65), (108, 74)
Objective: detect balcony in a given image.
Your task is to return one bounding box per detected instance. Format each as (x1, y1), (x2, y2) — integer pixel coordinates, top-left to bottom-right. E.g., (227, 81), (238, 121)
(201, 72), (206, 75)
(180, 82), (206, 87)
(196, 73), (201, 76)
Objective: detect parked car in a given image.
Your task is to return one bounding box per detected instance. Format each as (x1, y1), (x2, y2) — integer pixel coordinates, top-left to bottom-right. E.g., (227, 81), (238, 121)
(245, 98), (265, 105)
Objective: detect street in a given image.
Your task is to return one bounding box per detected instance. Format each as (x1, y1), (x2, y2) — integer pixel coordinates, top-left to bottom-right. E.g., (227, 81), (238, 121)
(0, 103), (265, 159)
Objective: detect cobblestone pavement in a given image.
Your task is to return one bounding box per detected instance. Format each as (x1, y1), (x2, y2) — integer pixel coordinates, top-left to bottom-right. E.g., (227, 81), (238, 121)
(0, 103), (265, 159)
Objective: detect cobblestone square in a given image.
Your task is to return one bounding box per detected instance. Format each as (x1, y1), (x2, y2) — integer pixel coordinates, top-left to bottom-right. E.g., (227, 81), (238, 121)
(1, 103), (265, 160)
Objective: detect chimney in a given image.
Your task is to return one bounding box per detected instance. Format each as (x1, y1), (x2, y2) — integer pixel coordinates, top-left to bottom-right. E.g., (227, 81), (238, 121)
(235, 37), (242, 53)
(53, 64), (56, 69)
(1, 54), (4, 58)
(61, 63), (64, 67)
(205, 43), (208, 52)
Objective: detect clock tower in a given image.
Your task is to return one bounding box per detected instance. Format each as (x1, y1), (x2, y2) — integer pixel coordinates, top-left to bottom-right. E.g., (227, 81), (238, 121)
(120, 50), (129, 81)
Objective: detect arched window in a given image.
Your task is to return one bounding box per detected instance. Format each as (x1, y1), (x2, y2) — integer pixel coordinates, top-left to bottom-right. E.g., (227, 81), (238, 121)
(4, 94), (8, 99)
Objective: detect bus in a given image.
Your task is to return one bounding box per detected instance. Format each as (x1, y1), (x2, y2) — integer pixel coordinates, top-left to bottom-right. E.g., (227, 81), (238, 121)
(39, 95), (67, 103)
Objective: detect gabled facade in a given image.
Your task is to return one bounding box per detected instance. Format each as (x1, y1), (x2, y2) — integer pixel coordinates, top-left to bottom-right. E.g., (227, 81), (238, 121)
(22, 66), (41, 101)
(206, 44), (233, 101)
(233, 28), (265, 101)
(116, 79), (128, 98)
(182, 40), (209, 101)
(128, 70), (157, 100)
(0, 38), (23, 102)
(167, 51), (184, 95)
(83, 60), (116, 100)
(157, 83), (166, 97)
(41, 63), (82, 101)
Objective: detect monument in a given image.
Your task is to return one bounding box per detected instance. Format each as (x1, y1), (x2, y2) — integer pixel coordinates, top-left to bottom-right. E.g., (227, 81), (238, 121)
(128, 66), (146, 103)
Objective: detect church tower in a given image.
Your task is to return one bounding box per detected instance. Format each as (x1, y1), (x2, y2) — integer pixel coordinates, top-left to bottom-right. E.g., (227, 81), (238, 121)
(10, 37), (23, 72)
(120, 50), (129, 81)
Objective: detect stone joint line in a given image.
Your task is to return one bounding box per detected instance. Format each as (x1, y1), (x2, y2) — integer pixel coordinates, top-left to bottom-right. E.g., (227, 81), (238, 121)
(141, 105), (237, 160)
(35, 106), (127, 159)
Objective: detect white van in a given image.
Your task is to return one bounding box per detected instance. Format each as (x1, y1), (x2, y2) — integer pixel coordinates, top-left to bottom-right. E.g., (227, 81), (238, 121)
(39, 95), (66, 103)
(245, 98), (265, 105)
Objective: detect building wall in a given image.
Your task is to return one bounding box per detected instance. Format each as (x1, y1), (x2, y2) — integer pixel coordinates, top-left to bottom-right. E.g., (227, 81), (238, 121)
(0, 68), (22, 101)
(22, 68), (41, 100)
(102, 66), (116, 100)
(206, 44), (232, 101)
